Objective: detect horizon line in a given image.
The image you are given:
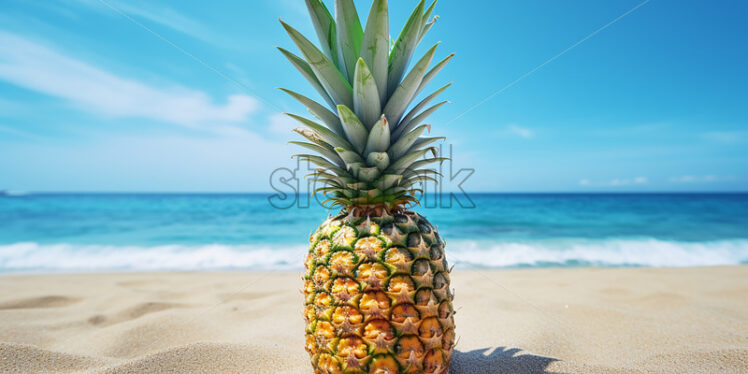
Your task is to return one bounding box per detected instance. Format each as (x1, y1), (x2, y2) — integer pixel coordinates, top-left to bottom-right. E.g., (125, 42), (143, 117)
(3, 190), (747, 195)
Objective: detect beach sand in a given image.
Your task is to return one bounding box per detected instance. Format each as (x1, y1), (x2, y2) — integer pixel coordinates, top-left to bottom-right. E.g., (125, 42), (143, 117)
(0, 266), (746, 373)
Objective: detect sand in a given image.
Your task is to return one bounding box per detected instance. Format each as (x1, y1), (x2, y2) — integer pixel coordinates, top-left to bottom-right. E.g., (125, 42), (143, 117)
(0, 266), (746, 373)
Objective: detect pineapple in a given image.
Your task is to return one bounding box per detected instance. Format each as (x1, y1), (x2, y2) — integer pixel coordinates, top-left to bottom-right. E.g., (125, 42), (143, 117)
(279, 1), (455, 372)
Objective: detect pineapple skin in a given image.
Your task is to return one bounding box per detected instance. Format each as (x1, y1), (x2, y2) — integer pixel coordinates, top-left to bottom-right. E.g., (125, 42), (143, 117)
(303, 211), (455, 374)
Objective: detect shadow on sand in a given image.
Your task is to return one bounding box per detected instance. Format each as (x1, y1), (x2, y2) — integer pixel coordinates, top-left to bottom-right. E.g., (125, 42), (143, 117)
(450, 347), (560, 374)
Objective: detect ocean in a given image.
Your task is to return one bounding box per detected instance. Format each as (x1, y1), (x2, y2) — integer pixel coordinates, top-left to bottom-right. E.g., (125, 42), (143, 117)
(1, 193), (747, 272)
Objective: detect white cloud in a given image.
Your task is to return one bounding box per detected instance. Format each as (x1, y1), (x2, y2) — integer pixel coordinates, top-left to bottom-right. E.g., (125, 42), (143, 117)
(579, 176), (648, 187)
(507, 124), (535, 139)
(0, 31), (258, 127)
(669, 175), (734, 184)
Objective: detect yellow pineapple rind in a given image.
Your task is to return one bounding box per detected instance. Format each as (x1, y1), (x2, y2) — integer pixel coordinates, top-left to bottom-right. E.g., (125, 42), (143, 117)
(304, 211), (454, 374)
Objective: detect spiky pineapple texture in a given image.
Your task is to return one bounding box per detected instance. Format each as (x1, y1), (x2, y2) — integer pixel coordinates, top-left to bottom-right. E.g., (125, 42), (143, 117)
(304, 212), (455, 373)
(278, 0), (453, 211)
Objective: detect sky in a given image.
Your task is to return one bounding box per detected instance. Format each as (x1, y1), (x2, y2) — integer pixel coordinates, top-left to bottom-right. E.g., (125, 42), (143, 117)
(0, 0), (746, 192)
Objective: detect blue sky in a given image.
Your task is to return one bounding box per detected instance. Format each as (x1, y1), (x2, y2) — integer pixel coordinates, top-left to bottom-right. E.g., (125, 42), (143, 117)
(0, 0), (746, 192)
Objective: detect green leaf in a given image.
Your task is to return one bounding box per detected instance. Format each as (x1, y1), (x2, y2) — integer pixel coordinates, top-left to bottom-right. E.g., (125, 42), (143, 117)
(336, 104), (368, 153)
(316, 186), (343, 194)
(383, 43), (438, 128)
(419, 16), (437, 44)
(392, 100), (447, 139)
(351, 196), (373, 205)
(289, 141), (345, 168)
(387, 0), (425, 96)
(389, 124), (429, 160)
(375, 174), (402, 190)
(304, 0), (339, 66)
(322, 197), (348, 208)
(363, 188), (385, 199)
(363, 115), (390, 156)
(404, 167), (443, 179)
(398, 82), (451, 132)
(346, 182), (368, 190)
(279, 88), (344, 136)
(357, 166), (381, 182)
(347, 161), (363, 176)
(366, 151), (390, 170)
(383, 186), (407, 196)
(418, 1), (437, 43)
(280, 20), (353, 108)
(334, 0), (364, 83)
(410, 136), (444, 152)
(425, 146), (439, 157)
(360, 0), (389, 103)
(277, 48), (335, 108)
(417, 53), (454, 95)
(353, 58), (382, 129)
(317, 169), (355, 183)
(423, 1), (437, 21)
(409, 157), (448, 171)
(286, 113), (352, 149)
(294, 154), (346, 175)
(387, 148), (430, 173)
(401, 175), (438, 187)
(375, 174), (400, 190)
(333, 147), (364, 165)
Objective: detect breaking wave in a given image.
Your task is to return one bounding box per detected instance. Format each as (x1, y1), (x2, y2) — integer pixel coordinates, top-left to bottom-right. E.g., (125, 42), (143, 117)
(446, 238), (748, 268)
(1, 238), (747, 272)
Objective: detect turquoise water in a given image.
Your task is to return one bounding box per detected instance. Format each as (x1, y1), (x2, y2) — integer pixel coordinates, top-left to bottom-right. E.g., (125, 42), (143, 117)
(1, 193), (747, 271)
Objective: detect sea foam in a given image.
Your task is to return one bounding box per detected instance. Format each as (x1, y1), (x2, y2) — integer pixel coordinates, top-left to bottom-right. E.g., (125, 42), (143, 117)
(0, 243), (308, 272)
(446, 238), (748, 268)
(1, 238), (746, 272)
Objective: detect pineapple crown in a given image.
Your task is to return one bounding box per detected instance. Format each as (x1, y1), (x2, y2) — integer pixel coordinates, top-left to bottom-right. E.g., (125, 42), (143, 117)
(279, 0), (453, 212)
